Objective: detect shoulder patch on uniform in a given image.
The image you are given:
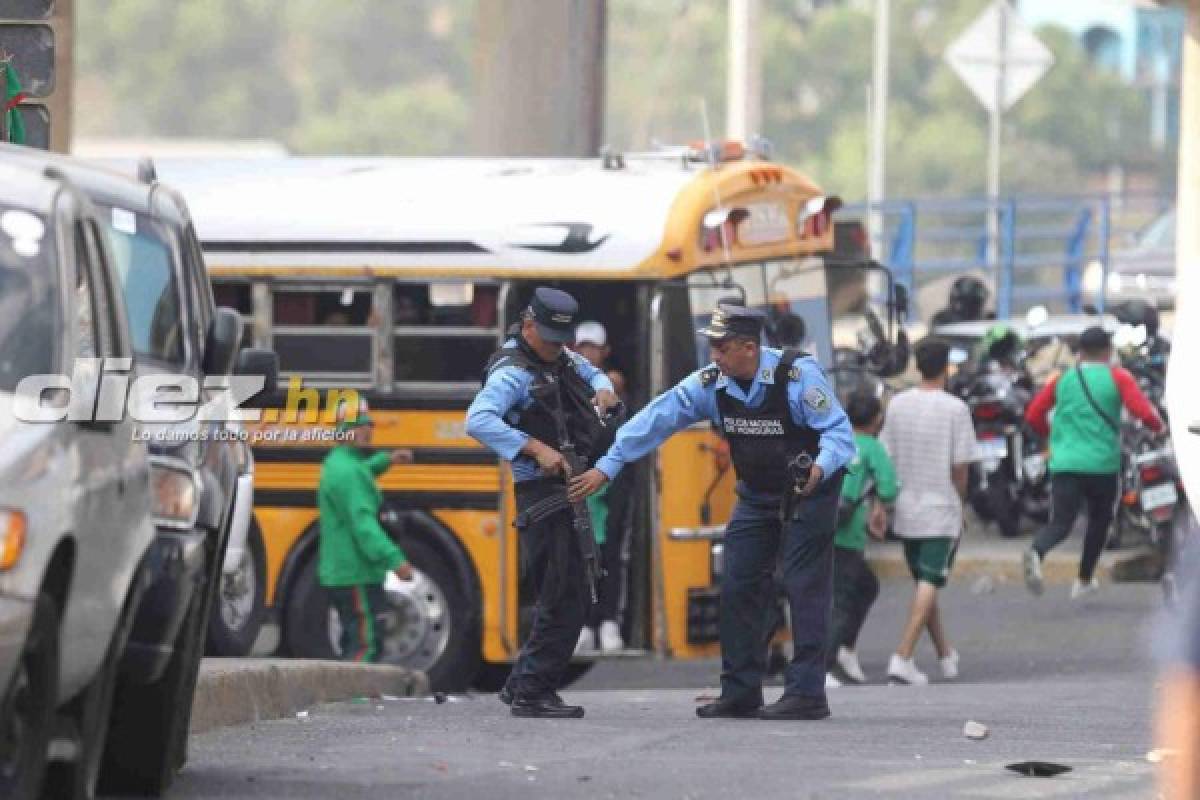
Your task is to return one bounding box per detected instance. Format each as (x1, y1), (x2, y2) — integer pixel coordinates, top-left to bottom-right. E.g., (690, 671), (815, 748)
(699, 366), (720, 386)
(803, 386), (831, 413)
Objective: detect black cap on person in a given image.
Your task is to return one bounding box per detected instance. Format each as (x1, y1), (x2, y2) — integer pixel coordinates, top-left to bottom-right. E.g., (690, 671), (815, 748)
(698, 303), (765, 342)
(527, 287), (579, 343)
(1079, 325), (1112, 352)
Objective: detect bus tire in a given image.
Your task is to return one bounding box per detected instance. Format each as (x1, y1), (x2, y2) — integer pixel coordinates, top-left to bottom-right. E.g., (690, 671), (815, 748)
(206, 521), (266, 657)
(284, 536), (482, 692)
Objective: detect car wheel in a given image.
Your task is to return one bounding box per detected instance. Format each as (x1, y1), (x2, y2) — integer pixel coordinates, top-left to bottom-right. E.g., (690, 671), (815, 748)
(0, 594), (58, 800)
(99, 582), (206, 797)
(207, 521), (266, 657)
(285, 535), (481, 691)
(42, 590), (136, 800)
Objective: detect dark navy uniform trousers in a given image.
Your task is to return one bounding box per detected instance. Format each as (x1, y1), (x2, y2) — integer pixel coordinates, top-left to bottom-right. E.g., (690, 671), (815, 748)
(505, 479), (589, 699)
(719, 473), (843, 704)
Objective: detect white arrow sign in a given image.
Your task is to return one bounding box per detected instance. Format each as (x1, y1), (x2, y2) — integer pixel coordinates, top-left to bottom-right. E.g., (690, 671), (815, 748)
(945, 0), (1054, 114)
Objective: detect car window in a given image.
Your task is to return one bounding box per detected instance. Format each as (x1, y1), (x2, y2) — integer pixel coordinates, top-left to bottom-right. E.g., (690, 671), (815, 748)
(101, 206), (185, 364)
(71, 221), (99, 360)
(0, 206), (58, 391)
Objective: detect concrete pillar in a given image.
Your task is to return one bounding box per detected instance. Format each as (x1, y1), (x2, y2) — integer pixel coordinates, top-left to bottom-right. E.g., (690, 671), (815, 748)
(1166, 1), (1200, 515)
(473, 0), (606, 157)
(1178, 2), (1200, 276)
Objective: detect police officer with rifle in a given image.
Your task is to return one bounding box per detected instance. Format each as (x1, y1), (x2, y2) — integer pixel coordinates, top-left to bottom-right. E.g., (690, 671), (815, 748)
(570, 304), (855, 720)
(466, 287), (619, 718)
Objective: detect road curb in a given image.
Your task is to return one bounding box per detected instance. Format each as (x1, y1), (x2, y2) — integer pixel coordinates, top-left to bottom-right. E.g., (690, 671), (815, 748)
(866, 545), (1158, 585)
(192, 658), (429, 734)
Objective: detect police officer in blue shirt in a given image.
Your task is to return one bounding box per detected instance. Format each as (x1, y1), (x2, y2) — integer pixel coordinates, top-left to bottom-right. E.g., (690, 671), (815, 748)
(466, 287), (618, 719)
(570, 303), (855, 720)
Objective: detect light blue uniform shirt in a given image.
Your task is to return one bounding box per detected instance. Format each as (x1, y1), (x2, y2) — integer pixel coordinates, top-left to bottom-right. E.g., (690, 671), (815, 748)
(465, 340), (614, 482)
(594, 348), (855, 486)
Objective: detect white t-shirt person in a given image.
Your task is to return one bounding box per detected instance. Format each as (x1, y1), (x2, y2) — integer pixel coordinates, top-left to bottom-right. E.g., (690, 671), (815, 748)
(880, 387), (978, 539)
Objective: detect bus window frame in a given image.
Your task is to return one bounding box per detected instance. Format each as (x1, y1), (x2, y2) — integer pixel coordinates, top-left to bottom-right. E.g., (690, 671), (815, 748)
(267, 279), (378, 389)
(390, 278), (502, 392)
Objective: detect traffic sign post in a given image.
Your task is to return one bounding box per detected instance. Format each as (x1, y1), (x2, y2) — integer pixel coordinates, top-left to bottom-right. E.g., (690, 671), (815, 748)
(946, 0), (1053, 270)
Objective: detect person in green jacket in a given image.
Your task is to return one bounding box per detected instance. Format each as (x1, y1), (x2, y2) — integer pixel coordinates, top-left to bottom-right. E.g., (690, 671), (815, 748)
(318, 398), (414, 662)
(1023, 326), (1163, 599)
(826, 391), (898, 687)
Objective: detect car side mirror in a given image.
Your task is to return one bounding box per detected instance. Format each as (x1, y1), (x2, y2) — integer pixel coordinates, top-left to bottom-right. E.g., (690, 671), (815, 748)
(203, 308), (242, 376)
(235, 347), (279, 399)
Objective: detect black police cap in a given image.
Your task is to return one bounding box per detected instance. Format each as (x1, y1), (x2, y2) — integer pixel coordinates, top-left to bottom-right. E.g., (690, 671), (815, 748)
(698, 303), (765, 341)
(527, 287), (579, 343)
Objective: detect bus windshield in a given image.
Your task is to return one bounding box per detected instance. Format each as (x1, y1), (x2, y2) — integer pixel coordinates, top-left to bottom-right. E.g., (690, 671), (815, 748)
(687, 258), (834, 369)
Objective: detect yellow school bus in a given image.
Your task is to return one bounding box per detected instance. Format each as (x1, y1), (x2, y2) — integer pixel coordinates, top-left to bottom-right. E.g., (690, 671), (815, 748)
(157, 145), (903, 690)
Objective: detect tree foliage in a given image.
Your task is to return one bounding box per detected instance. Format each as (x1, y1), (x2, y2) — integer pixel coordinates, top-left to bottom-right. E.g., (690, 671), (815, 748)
(75, 0), (1163, 197)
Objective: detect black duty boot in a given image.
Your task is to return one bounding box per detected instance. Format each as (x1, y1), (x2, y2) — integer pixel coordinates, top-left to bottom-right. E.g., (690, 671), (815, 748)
(756, 694), (831, 721)
(695, 696), (762, 719)
(511, 693), (584, 719)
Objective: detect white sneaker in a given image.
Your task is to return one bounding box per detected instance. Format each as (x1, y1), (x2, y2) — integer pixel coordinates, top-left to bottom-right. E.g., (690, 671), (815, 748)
(887, 654), (929, 686)
(1023, 549), (1045, 596)
(940, 649), (960, 680)
(1070, 578), (1099, 600)
(575, 626), (595, 654)
(836, 647), (867, 684)
(825, 672), (843, 689)
(598, 620), (624, 653)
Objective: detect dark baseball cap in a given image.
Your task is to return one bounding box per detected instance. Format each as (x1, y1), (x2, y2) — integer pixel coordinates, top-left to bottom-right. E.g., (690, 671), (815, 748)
(1079, 325), (1112, 351)
(698, 303), (765, 342)
(527, 287), (579, 344)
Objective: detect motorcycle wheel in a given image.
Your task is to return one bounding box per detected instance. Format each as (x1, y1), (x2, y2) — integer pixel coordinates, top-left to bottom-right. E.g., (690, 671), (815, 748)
(985, 471), (1020, 538)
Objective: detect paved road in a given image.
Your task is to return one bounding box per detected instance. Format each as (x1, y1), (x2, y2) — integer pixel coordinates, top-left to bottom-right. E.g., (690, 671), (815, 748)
(162, 582), (1170, 799)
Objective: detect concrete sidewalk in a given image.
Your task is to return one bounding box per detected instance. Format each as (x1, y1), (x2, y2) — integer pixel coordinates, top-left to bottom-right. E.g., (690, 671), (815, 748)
(192, 658), (429, 733)
(866, 518), (1158, 586)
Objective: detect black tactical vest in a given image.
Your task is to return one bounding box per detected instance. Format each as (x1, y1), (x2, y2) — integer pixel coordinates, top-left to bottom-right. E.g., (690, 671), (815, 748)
(484, 335), (607, 467)
(715, 349), (821, 494)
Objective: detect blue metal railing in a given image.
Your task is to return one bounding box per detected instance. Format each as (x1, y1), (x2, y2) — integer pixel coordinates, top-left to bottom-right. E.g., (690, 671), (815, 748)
(845, 193), (1172, 320)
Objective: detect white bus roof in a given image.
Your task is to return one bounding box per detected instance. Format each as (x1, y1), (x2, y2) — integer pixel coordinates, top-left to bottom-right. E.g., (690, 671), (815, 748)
(139, 156), (823, 278)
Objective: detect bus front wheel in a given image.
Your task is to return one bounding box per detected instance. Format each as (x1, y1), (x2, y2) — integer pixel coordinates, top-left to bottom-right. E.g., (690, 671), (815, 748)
(284, 535), (480, 692)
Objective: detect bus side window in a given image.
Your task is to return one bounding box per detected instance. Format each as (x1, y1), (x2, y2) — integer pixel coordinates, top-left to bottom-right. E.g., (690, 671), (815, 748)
(393, 282), (499, 386)
(270, 286), (375, 385)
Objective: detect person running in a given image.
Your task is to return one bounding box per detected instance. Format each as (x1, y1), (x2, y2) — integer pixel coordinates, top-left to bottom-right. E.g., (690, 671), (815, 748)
(881, 338), (977, 686)
(826, 391), (897, 688)
(1023, 325), (1164, 599)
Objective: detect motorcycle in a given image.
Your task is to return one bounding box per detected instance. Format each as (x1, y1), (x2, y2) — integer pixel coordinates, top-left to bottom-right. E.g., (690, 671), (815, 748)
(1110, 325), (1186, 599)
(1113, 424), (1180, 577)
(954, 364), (1048, 537)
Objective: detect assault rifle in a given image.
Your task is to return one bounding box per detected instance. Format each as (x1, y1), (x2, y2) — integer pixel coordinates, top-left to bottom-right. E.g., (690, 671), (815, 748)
(531, 378), (624, 605)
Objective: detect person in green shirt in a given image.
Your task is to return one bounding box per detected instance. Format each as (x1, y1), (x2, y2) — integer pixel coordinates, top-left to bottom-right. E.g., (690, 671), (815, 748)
(1023, 326), (1163, 599)
(318, 399), (414, 662)
(826, 391), (898, 687)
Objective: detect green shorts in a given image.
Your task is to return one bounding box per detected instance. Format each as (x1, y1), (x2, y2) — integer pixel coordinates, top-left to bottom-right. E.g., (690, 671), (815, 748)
(903, 537), (958, 588)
